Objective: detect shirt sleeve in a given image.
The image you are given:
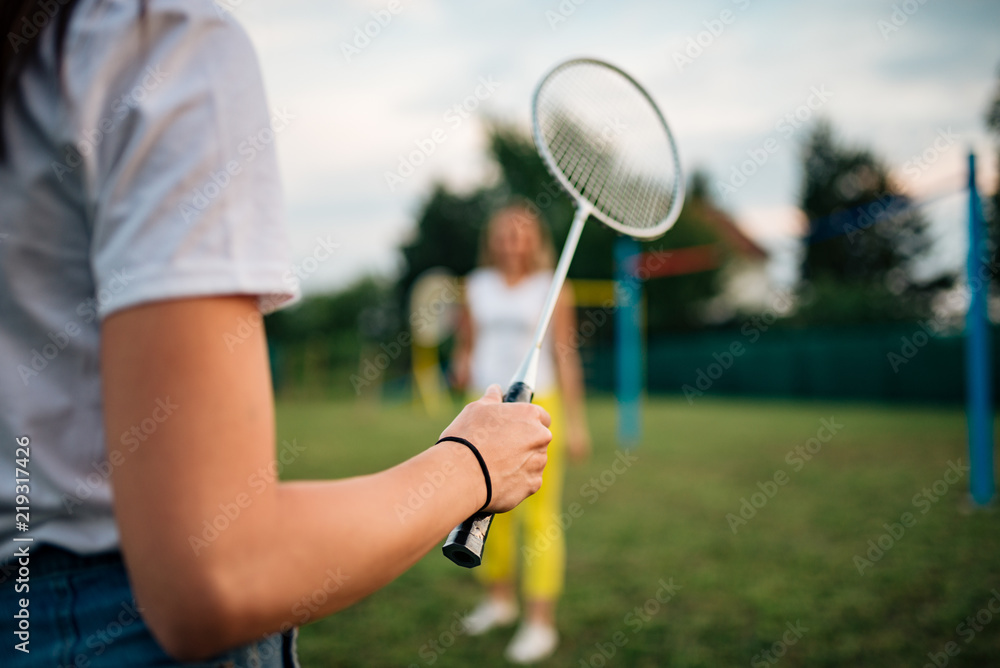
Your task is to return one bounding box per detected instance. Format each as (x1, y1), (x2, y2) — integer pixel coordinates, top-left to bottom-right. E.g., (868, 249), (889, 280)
(67, 0), (299, 319)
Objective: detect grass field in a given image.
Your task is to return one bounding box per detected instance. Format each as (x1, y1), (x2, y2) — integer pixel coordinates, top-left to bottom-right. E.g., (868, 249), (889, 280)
(274, 396), (1000, 667)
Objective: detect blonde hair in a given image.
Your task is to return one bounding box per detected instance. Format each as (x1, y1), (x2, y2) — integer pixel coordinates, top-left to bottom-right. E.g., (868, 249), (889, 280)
(477, 201), (556, 271)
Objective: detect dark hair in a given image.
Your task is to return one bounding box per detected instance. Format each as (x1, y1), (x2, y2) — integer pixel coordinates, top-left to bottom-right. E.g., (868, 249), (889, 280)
(0, 0), (82, 157)
(0, 1), (150, 159)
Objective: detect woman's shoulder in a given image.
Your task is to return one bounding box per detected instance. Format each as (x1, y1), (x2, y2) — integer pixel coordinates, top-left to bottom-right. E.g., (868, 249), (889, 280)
(529, 270), (555, 288)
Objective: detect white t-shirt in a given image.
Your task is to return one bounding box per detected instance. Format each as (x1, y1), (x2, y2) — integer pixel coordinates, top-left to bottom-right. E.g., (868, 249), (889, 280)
(466, 268), (557, 396)
(0, 0), (298, 561)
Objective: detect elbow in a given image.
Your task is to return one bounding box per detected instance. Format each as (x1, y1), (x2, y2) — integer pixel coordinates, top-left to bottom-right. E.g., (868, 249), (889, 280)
(135, 564), (252, 661)
(150, 611), (232, 662)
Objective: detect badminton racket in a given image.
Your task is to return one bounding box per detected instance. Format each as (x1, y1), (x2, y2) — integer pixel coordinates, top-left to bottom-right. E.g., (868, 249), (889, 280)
(443, 57), (685, 568)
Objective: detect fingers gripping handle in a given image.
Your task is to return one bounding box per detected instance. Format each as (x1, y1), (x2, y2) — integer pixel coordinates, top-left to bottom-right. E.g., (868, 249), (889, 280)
(441, 382), (535, 568)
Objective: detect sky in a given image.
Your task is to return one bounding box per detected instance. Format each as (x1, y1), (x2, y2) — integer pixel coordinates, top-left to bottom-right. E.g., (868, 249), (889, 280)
(224, 0), (1000, 294)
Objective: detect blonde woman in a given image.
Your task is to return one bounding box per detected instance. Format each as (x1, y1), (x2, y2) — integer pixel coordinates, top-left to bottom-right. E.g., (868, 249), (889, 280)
(452, 203), (591, 663)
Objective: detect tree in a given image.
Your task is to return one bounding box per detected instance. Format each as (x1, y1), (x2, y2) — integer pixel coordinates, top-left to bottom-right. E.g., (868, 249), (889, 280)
(795, 120), (936, 323)
(399, 124), (733, 334)
(984, 62), (1000, 283)
(264, 277), (395, 393)
(398, 185), (495, 297)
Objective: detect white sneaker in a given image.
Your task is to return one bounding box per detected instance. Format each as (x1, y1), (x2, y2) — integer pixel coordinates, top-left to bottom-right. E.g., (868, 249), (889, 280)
(460, 598), (518, 636)
(504, 622), (558, 664)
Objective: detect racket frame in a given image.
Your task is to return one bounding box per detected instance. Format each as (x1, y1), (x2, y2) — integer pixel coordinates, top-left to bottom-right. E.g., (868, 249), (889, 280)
(444, 57), (685, 568)
(531, 57), (686, 241)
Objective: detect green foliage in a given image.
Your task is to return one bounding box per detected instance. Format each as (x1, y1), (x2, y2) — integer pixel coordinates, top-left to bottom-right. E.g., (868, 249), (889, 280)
(644, 171), (733, 331)
(986, 64), (1000, 136)
(277, 396), (1000, 667)
(400, 124), (731, 334)
(790, 277), (946, 327)
(266, 276), (390, 344)
(984, 62), (1000, 284)
(264, 277), (396, 394)
(398, 185), (495, 298)
(797, 120), (936, 323)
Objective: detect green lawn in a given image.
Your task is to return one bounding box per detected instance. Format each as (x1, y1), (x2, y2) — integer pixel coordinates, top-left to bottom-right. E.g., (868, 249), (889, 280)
(274, 396), (1000, 667)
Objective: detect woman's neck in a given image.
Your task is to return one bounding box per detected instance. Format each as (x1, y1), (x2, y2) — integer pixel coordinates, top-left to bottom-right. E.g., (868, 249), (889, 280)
(498, 265), (531, 287)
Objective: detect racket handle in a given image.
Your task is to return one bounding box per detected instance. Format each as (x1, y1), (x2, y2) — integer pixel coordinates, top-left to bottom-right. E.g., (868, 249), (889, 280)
(441, 512), (494, 568)
(442, 382), (534, 568)
(502, 381), (534, 404)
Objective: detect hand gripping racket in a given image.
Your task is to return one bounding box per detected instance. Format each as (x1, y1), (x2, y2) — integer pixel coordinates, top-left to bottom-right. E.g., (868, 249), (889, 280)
(442, 58), (685, 568)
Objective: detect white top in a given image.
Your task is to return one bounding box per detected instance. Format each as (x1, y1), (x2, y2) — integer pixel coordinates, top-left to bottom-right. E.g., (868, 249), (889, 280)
(0, 0), (298, 561)
(466, 268), (557, 396)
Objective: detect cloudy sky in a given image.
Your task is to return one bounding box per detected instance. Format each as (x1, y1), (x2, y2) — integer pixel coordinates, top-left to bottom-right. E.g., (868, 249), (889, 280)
(227, 0), (1000, 293)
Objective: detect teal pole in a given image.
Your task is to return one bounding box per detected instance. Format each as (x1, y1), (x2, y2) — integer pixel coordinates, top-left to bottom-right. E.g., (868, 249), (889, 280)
(966, 152), (994, 506)
(615, 237), (642, 450)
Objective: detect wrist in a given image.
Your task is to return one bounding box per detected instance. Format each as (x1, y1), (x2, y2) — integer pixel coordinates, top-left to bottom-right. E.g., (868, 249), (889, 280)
(433, 439), (488, 512)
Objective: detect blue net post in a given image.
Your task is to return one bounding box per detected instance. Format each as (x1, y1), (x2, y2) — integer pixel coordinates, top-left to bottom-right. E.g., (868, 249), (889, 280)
(615, 236), (642, 450)
(966, 152), (995, 507)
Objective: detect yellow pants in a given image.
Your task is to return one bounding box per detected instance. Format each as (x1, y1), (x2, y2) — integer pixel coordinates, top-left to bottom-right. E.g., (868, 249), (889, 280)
(477, 393), (565, 600)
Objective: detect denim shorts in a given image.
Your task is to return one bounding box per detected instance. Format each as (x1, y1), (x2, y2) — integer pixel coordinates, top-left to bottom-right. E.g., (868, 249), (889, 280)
(0, 545), (299, 667)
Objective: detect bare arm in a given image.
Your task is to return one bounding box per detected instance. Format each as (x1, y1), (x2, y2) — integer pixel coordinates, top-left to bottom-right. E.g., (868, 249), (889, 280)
(450, 303), (473, 392)
(101, 296), (550, 660)
(552, 284), (591, 462)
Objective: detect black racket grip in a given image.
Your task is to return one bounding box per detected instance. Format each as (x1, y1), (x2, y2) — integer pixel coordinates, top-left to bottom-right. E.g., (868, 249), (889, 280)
(503, 381), (534, 404)
(442, 382), (534, 568)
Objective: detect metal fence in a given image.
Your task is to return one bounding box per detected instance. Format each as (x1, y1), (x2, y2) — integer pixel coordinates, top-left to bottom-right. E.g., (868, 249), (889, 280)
(582, 324), (997, 404)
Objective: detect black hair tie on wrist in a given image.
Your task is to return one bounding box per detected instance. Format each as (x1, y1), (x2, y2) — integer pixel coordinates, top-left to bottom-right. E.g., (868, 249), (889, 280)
(436, 436), (492, 511)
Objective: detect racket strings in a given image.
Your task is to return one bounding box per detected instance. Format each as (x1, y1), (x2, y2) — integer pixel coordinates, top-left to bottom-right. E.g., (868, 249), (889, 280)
(534, 61), (681, 233)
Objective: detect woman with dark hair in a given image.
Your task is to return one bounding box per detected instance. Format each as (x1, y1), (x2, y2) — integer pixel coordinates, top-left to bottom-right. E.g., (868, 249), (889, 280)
(0, 2), (551, 666)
